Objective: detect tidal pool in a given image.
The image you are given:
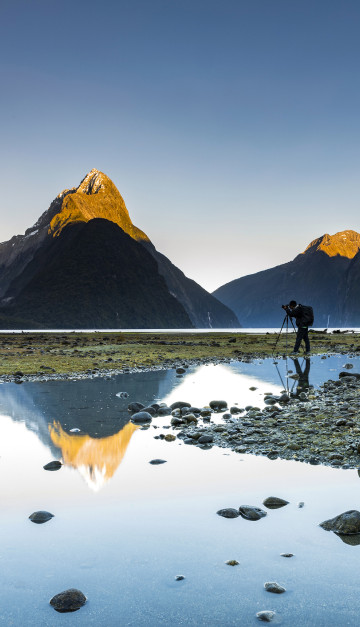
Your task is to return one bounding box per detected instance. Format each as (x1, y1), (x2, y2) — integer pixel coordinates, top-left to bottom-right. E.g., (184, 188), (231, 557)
(1, 356), (360, 625)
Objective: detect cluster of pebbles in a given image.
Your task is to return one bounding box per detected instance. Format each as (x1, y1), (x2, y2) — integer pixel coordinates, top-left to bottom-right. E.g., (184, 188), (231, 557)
(129, 370), (360, 470)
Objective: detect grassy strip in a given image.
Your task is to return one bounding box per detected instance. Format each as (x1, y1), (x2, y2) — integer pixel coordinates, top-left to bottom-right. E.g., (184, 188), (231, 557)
(0, 330), (359, 376)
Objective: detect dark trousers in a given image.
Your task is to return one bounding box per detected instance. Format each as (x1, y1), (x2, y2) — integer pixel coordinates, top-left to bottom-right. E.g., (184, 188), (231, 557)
(294, 327), (310, 352)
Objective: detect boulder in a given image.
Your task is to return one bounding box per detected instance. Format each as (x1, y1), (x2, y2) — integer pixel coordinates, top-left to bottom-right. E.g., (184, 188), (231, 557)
(50, 588), (87, 613)
(320, 510), (360, 535)
(131, 411), (152, 423)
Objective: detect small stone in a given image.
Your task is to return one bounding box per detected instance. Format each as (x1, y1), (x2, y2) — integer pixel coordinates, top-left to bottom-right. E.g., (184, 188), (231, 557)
(170, 401), (191, 410)
(175, 575), (185, 581)
(297, 502), (305, 508)
(256, 610), (276, 622)
(249, 386), (257, 391)
(149, 459), (167, 465)
(50, 588), (87, 612)
(128, 402), (145, 413)
(43, 461), (62, 471)
(263, 496), (289, 509)
(264, 581), (286, 594)
(176, 367), (186, 374)
(209, 400), (228, 411)
(225, 560), (239, 566)
(29, 511), (54, 524)
(198, 434), (214, 444)
(280, 553), (294, 558)
(217, 508), (240, 518)
(239, 505), (267, 521)
(164, 434), (176, 442)
(131, 411), (153, 423)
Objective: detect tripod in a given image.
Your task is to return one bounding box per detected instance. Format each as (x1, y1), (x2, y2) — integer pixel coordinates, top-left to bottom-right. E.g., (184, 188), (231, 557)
(273, 313), (297, 355)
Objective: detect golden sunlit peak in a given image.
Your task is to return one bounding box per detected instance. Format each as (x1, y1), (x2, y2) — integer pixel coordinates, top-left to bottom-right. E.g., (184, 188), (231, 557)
(303, 229), (360, 259)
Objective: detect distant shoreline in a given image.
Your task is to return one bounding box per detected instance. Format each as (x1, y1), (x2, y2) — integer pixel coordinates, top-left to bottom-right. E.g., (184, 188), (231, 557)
(0, 331), (359, 381)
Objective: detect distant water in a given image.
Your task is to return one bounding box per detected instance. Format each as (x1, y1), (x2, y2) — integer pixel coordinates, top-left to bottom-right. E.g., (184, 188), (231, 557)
(1, 357), (360, 625)
(0, 327), (360, 333)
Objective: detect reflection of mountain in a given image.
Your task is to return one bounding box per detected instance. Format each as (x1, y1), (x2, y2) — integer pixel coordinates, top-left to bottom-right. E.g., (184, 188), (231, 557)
(49, 420), (139, 491)
(0, 368), (182, 490)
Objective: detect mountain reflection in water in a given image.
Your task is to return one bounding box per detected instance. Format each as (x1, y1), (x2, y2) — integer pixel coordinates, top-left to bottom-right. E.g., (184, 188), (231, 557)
(49, 420), (139, 490)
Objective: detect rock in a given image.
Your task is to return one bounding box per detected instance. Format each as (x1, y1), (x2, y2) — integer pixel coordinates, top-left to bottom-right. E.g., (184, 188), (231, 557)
(157, 406), (171, 416)
(131, 411), (153, 423)
(50, 588), (87, 613)
(209, 400), (228, 411)
(116, 391), (129, 398)
(185, 413), (198, 424)
(230, 406), (242, 414)
(175, 575), (185, 581)
(176, 367), (186, 374)
(320, 510), (360, 534)
(225, 560), (239, 566)
(170, 401), (191, 410)
(170, 416), (184, 426)
(217, 508), (240, 518)
(198, 434), (214, 444)
(280, 553), (294, 557)
(29, 511), (54, 524)
(43, 461), (62, 471)
(239, 505), (267, 521)
(128, 402), (145, 413)
(149, 459), (167, 465)
(279, 394), (290, 403)
(164, 434), (176, 442)
(264, 582), (286, 594)
(298, 502), (305, 508)
(249, 386), (257, 391)
(263, 496), (289, 509)
(142, 406), (157, 415)
(256, 610), (276, 622)
(339, 371), (360, 379)
(344, 363), (354, 369)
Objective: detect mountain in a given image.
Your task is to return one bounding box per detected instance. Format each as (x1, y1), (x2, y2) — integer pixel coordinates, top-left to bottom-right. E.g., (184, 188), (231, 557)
(213, 230), (360, 328)
(0, 169), (239, 328)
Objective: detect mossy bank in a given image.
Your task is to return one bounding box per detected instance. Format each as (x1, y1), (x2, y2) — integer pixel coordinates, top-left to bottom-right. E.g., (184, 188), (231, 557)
(0, 330), (359, 380)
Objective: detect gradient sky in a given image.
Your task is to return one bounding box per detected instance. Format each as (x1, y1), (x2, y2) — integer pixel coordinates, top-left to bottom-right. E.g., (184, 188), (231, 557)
(1, 0), (360, 292)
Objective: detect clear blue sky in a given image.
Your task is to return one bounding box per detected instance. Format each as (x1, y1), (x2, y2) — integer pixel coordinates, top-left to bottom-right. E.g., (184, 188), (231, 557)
(1, 0), (360, 291)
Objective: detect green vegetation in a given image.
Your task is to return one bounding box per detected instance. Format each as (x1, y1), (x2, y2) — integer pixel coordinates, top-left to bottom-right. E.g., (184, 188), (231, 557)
(0, 330), (358, 376)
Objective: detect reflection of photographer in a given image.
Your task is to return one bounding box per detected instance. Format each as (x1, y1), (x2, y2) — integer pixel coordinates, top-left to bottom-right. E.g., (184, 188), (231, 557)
(282, 301), (314, 355)
(291, 357), (311, 397)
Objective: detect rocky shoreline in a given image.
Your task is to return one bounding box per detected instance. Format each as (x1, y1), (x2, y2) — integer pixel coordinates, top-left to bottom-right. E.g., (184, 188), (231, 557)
(127, 367), (360, 471)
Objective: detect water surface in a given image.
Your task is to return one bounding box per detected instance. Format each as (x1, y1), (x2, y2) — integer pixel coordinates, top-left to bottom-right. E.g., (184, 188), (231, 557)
(1, 357), (360, 625)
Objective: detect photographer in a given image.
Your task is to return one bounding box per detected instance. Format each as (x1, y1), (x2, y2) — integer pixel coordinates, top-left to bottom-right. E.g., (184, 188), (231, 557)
(282, 300), (314, 355)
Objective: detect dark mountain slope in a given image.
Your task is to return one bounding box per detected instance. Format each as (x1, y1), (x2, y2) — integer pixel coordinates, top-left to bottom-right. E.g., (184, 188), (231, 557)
(213, 230), (360, 328)
(0, 219), (192, 329)
(0, 168), (239, 328)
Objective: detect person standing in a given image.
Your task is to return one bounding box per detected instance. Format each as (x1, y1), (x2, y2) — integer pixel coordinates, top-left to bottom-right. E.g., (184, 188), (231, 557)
(282, 301), (314, 355)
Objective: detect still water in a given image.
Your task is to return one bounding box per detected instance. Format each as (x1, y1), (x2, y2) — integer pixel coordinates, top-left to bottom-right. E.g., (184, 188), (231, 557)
(1, 356), (360, 625)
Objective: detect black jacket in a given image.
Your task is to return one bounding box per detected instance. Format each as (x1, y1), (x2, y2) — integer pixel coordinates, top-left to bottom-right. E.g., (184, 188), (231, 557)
(285, 304), (310, 328)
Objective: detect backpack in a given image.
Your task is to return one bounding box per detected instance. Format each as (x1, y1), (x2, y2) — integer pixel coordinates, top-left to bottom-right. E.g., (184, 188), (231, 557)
(300, 304), (314, 327)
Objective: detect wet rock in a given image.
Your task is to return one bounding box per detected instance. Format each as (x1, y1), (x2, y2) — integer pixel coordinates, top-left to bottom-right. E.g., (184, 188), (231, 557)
(171, 416), (184, 426)
(320, 510), (360, 534)
(170, 401), (191, 410)
(157, 406), (172, 416)
(279, 394), (290, 403)
(225, 560), (239, 566)
(43, 461), (62, 471)
(256, 611), (276, 622)
(128, 402), (145, 413)
(175, 575), (185, 581)
(264, 582), (286, 594)
(116, 391), (129, 398)
(149, 459), (167, 465)
(184, 413), (198, 424)
(217, 508), (240, 518)
(298, 502), (305, 508)
(263, 496), (289, 509)
(198, 434), (214, 444)
(339, 371), (360, 379)
(230, 406), (242, 414)
(209, 400), (228, 411)
(142, 406), (157, 415)
(131, 411), (153, 423)
(50, 588), (87, 613)
(164, 434), (176, 442)
(239, 505), (267, 521)
(344, 363), (354, 369)
(29, 511), (54, 524)
(176, 367), (186, 374)
(280, 553), (294, 557)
